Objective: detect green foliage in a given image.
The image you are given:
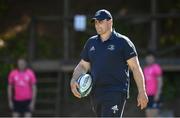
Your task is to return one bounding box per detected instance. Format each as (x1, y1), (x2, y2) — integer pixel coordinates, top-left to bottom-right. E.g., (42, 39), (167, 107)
(0, 63), (12, 94)
(36, 35), (63, 59)
(162, 77), (176, 101)
(159, 0), (180, 13)
(0, 0), (8, 17)
(0, 33), (28, 59)
(161, 72), (180, 102)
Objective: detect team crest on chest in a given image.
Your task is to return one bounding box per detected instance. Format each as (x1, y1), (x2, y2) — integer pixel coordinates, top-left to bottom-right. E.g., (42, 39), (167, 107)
(107, 44), (115, 51)
(25, 75), (30, 81)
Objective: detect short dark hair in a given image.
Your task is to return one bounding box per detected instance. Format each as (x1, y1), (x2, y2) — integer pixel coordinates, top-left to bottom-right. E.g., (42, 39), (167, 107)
(147, 50), (156, 57)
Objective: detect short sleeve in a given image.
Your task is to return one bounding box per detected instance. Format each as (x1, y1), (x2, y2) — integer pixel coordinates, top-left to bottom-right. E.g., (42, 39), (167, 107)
(80, 40), (90, 62)
(28, 69), (37, 84)
(8, 70), (15, 85)
(154, 64), (162, 76)
(123, 38), (137, 60)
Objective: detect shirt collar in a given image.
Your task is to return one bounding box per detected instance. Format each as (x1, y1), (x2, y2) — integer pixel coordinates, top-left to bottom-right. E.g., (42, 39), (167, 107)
(98, 29), (116, 42)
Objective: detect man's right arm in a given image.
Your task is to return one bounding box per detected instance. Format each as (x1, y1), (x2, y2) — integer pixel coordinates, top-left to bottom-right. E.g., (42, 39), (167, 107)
(7, 85), (13, 109)
(7, 71), (14, 110)
(70, 59), (90, 98)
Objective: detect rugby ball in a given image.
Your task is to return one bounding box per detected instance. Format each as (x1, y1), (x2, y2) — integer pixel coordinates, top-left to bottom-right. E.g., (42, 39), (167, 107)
(77, 74), (93, 97)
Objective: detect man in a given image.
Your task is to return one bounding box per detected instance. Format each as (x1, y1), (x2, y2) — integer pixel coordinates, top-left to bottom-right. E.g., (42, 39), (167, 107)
(8, 58), (37, 117)
(143, 53), (163, 117)
(70, 9), (148, 117)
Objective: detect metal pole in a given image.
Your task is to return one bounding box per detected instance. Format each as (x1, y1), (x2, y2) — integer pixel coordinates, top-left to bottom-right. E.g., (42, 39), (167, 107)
(56, 71), (62, 116)
(63, 0), (69, 60)
(62, 0), (70, 116)
(28, 17), (36, 61)
(149, 0), (157, 52)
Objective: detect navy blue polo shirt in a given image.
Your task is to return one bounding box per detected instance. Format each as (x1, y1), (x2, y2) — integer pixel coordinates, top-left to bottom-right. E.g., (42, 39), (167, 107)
(81, 30), (137, 97)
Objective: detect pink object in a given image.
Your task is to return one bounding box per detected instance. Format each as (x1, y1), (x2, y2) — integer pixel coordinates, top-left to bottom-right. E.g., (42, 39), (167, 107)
(8, 69), (36, 101)
(143, 64), (162, 96)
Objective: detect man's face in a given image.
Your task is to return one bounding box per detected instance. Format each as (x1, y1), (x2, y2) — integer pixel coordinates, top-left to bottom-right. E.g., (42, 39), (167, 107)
(94, 19), (112, 35)
(145, 55), (155, 65)
(17, 59), (27, 70)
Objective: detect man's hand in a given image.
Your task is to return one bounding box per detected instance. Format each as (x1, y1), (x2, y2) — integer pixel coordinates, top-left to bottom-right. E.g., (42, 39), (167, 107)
(70, 79), (81, 98)
(137, 91), (148, 110)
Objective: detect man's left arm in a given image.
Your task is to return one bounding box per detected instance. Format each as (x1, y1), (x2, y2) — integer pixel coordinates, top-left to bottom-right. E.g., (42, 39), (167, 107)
(127, 56), (148, 110)
(29, 70), (37, 111)
(30, 84), (37, 111)
(155, 75), (163, 101)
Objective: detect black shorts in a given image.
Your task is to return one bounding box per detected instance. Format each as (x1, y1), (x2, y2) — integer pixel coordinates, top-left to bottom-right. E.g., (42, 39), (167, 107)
(147, 96), (160, 109)
(13, 99), (31, 114)
(90, 91), (127, 117)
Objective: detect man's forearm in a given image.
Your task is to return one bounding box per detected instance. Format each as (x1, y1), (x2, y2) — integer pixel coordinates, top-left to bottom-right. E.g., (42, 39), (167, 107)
(71, 63), (88, 81)
(132, 66), (146, 93)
